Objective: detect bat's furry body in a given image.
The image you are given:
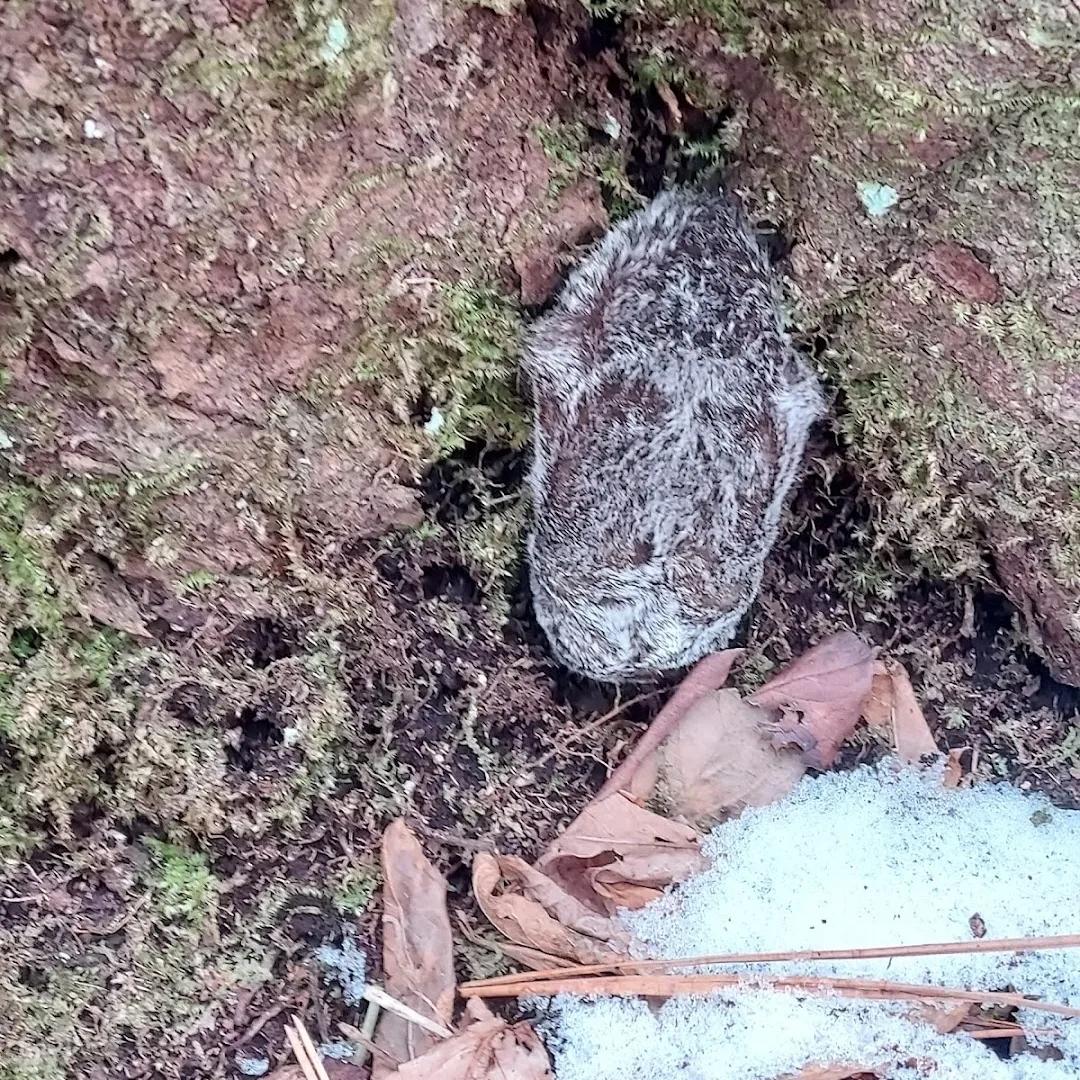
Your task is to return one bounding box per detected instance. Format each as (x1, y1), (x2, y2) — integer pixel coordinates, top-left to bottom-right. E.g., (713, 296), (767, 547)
(524, 189), (824, 682)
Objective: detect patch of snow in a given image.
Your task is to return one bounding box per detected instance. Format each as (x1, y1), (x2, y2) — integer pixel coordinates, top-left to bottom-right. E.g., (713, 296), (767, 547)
(319, 1039), (359, 1060)
(545, 764), (1080, 1078)
(319, 16), (351, 64)
(235, 1055), (270, 1076)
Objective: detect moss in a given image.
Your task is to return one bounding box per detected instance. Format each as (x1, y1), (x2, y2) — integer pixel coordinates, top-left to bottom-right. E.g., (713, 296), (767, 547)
(349, 277), (528, 455)
(816, 88), (1080, 585)
(167, 0), (394, 113)
(535, 120), (591, 193)
(0, 481), (65, 634)
(427, 283), (528, 452)
(0, 966), (99, 1080)
(176, 568), (219, 595)
(331, 862), (379, 915)
(269, 0), (395, 108)
(144, 839), (218, 923)
(457, 496), (528, 618)
(533, 118), (640, 218)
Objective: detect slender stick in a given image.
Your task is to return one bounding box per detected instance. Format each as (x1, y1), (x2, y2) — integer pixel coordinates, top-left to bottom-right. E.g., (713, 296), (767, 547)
(462, 933), (1080, 991)
(291, 1017), (331, 1080)
(526, 689), (664, 774)
(284, 1025), (321, 1080)
(460, 972), (1080, 1019)
(362, 984), (454, 1038)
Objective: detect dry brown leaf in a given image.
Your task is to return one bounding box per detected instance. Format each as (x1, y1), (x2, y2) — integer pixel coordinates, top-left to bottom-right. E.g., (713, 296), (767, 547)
(942, 747), (965, 788)
(785, 1067), (880, 1080)
(748, 632), (876, 768)
(383, 1000), (551, 1079)
(862, 659), (940, 763)
(908, 1001), (974, 1033)
(654, 688), (809, 828)
(473, 853), (632, 967)
(375, 820), (455, 1076)
(537, 793), (705, 914)
(597, 649), (742, 801)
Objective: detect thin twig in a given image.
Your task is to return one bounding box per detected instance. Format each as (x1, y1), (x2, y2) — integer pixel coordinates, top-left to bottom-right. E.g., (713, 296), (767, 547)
(229, 1003), (285, 1048)
(522, 686), (665, 781)
(292, 1016), (331, 1080)
(460, 973), (1080, 1019)
(361, 998), (382, 1043)
(338, 1021), (401, 1068)
(284, 1025), (320, 1080)
(362, 984), (454, 1038)
(411, 821), (495, 854)
(338, 998), (385, 1069)
(966, 1026), (1047, 1041)
(462, 933), (1080, 990)
(525, 689), (665, 775)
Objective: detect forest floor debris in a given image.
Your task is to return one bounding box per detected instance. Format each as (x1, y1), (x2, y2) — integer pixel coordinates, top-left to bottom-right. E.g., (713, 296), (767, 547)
(263, 635), (1079, 1079)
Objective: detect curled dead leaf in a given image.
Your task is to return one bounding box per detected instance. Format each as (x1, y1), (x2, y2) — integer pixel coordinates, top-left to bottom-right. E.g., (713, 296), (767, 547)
(862, 659), (941, 764)
(375, 820), (455, 1075)
(537, 792), (705, 914)
(472, 853), (633, 968)
(382, 1000), (551, 1079)
(748, 632), (876, 768)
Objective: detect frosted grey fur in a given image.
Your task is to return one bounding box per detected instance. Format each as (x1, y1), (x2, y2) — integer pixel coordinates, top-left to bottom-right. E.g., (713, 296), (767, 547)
(524, 188), (825, 683)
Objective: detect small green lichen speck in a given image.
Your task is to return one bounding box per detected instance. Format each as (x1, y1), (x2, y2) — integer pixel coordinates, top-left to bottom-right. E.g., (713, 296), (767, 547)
(857, 181), (900, 217)
(318, 15), (351, 64)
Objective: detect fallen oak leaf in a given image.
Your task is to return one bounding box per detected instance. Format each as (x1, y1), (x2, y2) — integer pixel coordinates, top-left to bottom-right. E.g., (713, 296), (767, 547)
(382, 1000), (551, 1079)
(473, 852), (633, 968)
(375, 820), (455, 1076)
(861, 659), (941, 764)
(536, 792), (704, 914)
(748, 632), (876, 768)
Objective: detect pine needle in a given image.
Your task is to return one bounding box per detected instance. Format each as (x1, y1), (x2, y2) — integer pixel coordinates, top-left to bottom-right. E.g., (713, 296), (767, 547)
(462, 933), (1080, 991)
(460, 972), (1080, 1019)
